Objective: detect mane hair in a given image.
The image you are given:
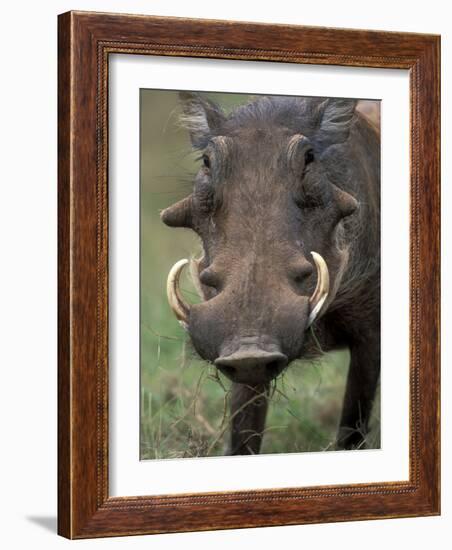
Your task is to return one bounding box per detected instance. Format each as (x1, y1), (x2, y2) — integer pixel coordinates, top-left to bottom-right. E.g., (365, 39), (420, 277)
(179, 93), (358, 152)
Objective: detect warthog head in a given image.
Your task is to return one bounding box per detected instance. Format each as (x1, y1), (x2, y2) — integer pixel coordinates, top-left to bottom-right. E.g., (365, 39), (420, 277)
(162, 93), (359, 385)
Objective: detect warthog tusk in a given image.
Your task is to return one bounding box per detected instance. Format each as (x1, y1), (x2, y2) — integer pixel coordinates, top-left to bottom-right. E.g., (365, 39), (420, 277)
(189, 257), (205, 300)
(307, 252), (330, 328)
(168, 254), (328, 330)
(167, 259), (190, 329)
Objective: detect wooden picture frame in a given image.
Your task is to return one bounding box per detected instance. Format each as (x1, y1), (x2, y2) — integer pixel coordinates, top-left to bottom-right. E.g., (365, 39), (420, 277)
(58, 10), (440, 538)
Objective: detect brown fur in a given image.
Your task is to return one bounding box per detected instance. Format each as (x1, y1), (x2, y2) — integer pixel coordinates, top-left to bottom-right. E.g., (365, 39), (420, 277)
(161, 93), (380, 454)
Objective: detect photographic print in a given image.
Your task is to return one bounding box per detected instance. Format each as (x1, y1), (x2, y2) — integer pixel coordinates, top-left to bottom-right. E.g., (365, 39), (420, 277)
(58, 12), (440, 537)
(140, 90), (381, 459)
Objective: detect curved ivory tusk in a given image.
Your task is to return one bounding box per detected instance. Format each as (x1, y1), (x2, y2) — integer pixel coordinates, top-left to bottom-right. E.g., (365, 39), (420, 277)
(167, 259), (190, 329)
(307, 252), (330, 328)
(189, 257), (205, 300)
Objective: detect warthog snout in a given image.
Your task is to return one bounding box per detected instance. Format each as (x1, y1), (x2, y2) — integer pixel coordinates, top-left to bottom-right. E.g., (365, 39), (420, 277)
(215, 346), (288, 384)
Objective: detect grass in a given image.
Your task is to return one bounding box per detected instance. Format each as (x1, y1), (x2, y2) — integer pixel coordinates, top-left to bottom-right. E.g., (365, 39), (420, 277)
(140, 338), (381, 459)
(140, 89), (380, 460)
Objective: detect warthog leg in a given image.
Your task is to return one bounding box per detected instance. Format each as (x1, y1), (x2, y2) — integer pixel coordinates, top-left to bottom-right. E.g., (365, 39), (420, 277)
(228, 382), (270, 455)
(337, 337), (380, 450)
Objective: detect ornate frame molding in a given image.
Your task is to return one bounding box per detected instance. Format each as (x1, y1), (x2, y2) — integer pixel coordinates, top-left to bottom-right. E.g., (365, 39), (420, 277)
(58, 11), (440, 538)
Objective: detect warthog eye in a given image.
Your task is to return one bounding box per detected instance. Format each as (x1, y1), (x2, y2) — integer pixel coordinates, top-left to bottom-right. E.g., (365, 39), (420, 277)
(304, 148), (315, 166)
(202, 154), (211, 170)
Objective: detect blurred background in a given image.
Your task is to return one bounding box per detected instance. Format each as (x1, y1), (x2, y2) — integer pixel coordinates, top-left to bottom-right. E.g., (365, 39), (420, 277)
(140, 89), (380, 459)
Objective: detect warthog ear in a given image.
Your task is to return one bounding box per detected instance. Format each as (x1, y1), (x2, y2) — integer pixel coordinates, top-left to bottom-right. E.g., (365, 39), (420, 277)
(161, 195), (193, 228)
(179, 92), (226, 149)
(317, 98), (358, 148)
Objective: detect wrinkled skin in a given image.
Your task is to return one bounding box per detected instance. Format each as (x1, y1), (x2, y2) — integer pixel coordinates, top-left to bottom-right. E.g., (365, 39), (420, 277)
(161, 93), (380, 454)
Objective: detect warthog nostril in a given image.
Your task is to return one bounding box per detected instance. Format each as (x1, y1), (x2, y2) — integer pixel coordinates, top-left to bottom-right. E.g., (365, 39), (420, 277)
(215, 349), (288, 384)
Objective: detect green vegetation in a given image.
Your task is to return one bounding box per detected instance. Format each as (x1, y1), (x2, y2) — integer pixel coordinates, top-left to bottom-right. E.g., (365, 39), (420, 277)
(140, 90), (380, 459)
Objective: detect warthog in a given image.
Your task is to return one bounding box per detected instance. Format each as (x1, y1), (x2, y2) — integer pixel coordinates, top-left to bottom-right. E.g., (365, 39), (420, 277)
(162, 92), (380, 455)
